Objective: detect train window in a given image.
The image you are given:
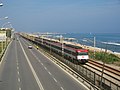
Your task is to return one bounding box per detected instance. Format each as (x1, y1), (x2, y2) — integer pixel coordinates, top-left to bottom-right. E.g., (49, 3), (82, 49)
(78, 52), (88, 55)
(72, 52), (77, 56)
(64, 49), (71, 54)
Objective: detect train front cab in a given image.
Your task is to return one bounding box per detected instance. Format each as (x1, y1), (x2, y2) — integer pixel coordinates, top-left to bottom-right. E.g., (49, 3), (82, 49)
(76, 49), (89, 64)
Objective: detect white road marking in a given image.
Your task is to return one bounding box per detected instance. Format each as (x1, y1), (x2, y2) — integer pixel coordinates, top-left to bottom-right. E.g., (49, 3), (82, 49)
(60, 87), (64, 90)
(17, 66), (19, 70)
(29, 49), (64, 88)
(18, 78), (20, 82)
(44, 67), (47, 70)
(53, 78), (57, 83)
(17, 71), (20, 75)
(41, 63), (43, 66)
(15, 39), (22, 90)
(48, 71), (52, 76)
(19, 41), (44, 90)
(19, 87), (21, 90)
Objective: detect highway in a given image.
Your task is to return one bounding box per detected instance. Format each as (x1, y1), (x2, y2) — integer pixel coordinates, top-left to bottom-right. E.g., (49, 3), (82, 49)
(0, 35), (88, 90)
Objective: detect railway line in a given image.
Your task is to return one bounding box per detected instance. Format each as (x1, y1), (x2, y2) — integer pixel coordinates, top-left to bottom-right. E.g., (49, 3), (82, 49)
(84, 59), (120, 86)
(88, 60), (120, 77)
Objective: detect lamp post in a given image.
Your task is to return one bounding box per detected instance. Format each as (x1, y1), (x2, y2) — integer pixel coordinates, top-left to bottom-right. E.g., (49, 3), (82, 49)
(93, 37), (96, 58)
(0, 2), (3, 7)
(60, 35), (64, 56)
(84, 37), (96, 58)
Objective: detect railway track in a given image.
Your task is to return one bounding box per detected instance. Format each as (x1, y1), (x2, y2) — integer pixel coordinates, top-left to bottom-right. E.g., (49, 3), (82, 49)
(85, 59), (120, 84)
(88, 60), (120, 77)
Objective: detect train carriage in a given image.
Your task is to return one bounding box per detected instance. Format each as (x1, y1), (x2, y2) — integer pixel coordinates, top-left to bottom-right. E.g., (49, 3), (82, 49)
(35, 37), (89, 64)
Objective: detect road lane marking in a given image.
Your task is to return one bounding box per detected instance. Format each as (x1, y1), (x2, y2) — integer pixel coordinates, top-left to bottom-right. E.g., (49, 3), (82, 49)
(41, 63), (43, 66)
(44, 67), (47, 70)
(19, 41), (44, 90)
(29, 50), (63, 89)
(48, 71), (52, 75)
(60, 87), (64, 90)
(19, 87), (21, 90)
(53, 78), (57, 83)
(18, 78), (20, 82)
(15, 40), (22, 90)
(17, 66), (19, 70)
(17, 71), (20, 75)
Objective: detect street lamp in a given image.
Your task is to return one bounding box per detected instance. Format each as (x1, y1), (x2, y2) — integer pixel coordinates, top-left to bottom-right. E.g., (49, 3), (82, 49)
(60, 35), (64, 56)
(93, 37), (96, 57)
(83, 37), (96, 58)
(0, 3), (3, 7)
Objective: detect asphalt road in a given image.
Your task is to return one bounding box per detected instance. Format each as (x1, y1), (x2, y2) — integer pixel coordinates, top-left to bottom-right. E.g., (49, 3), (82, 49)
(0, 35), (88, 90)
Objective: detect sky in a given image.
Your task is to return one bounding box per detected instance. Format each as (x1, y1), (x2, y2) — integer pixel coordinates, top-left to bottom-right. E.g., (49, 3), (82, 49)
(0, 0), (120, 33)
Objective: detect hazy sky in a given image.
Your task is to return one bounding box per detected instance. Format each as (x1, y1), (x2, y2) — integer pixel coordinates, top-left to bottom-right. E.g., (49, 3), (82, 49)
(0, 0), (120, 33)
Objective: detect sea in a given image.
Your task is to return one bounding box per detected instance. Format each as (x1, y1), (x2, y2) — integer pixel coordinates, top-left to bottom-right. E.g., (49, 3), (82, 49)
(61, 33), (120, 53)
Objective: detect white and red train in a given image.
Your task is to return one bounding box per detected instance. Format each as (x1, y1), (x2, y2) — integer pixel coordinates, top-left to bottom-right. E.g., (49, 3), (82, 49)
(34, 37), (89, 63)
(20, 33), (89, 64)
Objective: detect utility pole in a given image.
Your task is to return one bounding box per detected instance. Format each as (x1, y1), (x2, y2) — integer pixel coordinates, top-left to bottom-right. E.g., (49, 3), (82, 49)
(60, 35), (64, 56)
(100, 44), (107, 89)
(94, 37), (96, 58)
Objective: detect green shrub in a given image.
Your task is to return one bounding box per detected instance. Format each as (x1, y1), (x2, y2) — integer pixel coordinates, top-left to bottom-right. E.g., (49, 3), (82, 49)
(89, 51), (120, 64)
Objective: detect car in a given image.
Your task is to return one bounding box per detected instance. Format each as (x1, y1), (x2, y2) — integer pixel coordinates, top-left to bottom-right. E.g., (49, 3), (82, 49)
(28, 45), (32, 49)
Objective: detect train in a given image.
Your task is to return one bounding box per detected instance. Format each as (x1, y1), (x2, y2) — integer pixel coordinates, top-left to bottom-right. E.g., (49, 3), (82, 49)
(21, 33), (89, 64)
